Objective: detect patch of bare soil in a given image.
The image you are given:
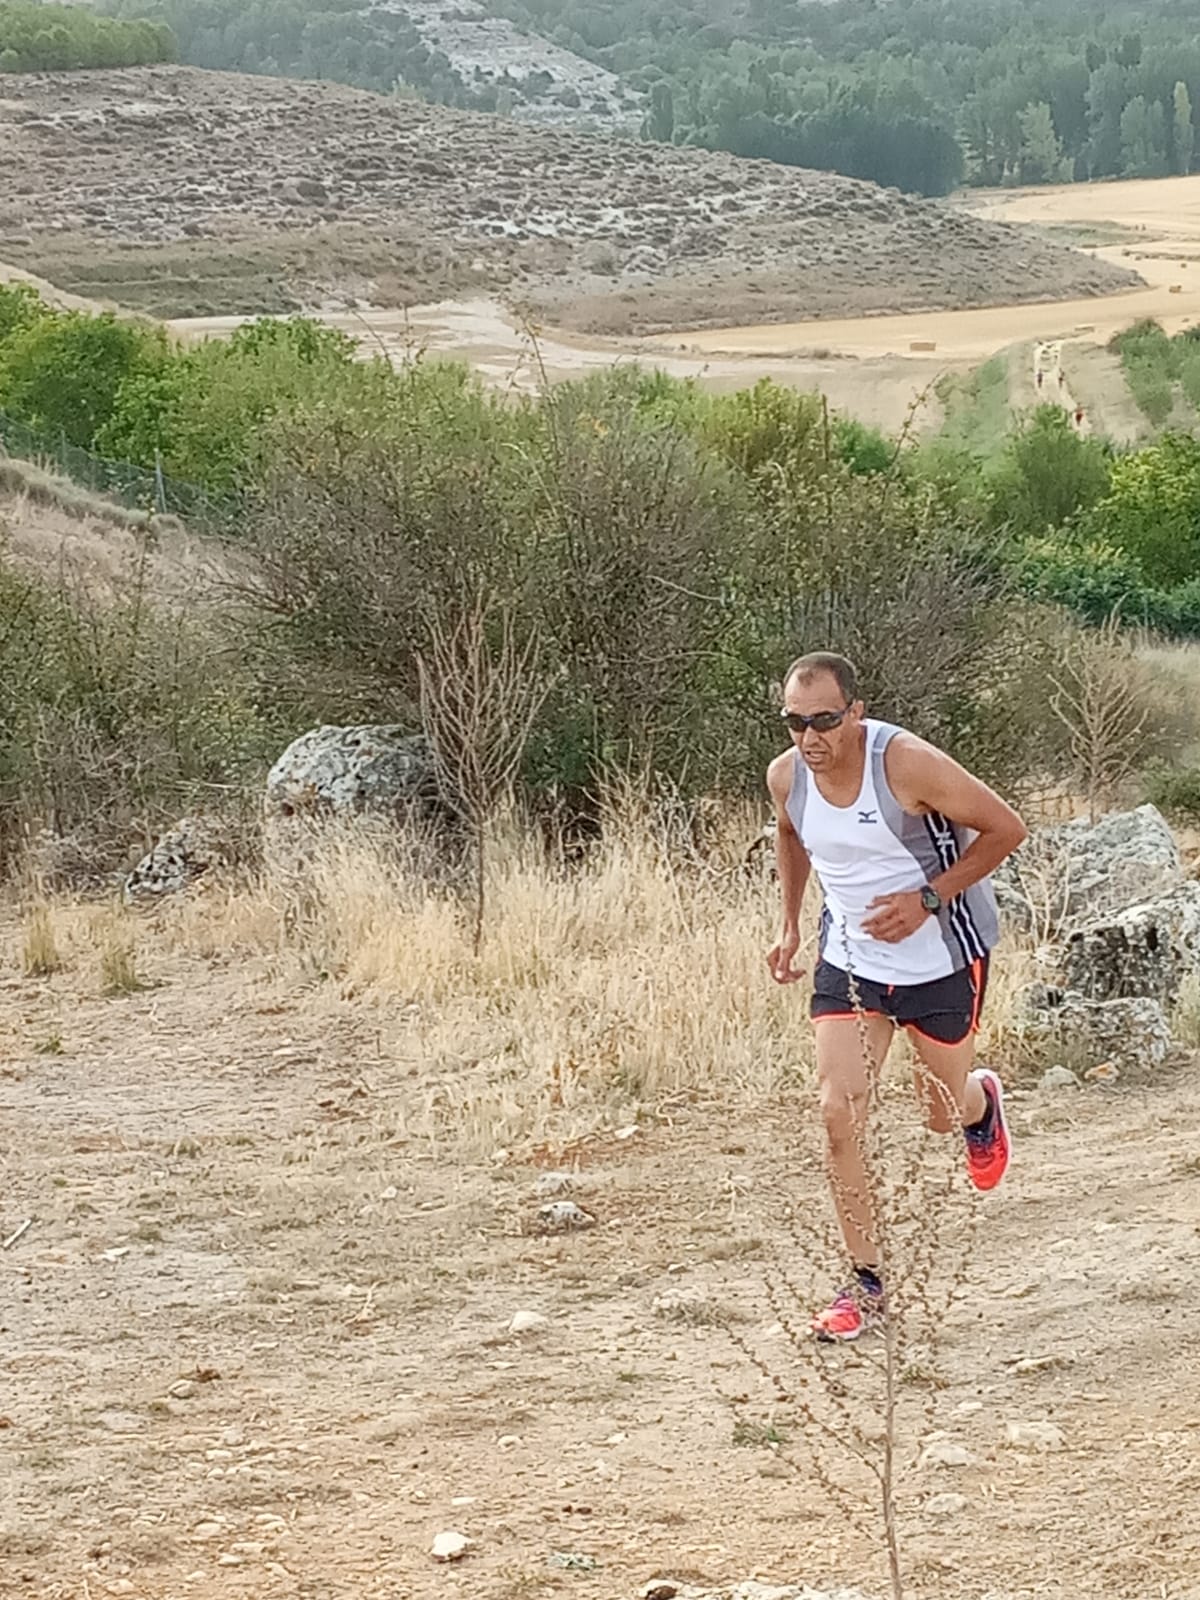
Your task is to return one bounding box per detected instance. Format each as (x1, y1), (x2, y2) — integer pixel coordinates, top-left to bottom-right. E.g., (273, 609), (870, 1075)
(0, 66), (1137, 331)
(2, 908), (1198, 1600)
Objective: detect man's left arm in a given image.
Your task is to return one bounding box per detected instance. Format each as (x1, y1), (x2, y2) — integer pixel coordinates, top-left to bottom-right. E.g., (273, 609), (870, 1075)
(863, 738), (1028, 944)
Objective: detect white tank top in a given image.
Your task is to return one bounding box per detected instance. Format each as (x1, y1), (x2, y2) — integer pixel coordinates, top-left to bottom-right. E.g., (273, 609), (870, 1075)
(786, 719), (999, 987)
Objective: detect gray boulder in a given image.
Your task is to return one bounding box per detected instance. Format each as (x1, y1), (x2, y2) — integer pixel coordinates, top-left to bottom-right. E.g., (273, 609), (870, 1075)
(1063, 881), (1200, 1004)
(124, 816), (230, 905)
(1019, 983), (1172, 1075)
(995, 805), (1183, 936)
(263, 725), (457, 882)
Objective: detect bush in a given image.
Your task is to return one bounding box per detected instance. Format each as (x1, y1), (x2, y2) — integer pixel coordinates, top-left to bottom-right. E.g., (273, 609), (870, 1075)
(1075, 432), (1200, 589)
(97, 316), (359, 492)
(985, 405), (1111, 536)
(0, 310), (164, 448)
(0, 548), (285, 850)
(240, 365), (1098, 809)
(1144, 762), (1200, 822)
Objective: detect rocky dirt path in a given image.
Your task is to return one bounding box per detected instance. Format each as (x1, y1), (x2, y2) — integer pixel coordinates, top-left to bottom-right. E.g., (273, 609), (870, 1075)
(2, 924), (1199, 1600)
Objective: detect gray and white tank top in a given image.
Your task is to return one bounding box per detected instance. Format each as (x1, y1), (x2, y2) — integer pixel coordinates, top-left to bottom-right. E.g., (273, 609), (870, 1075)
(786, 719), (999, 986)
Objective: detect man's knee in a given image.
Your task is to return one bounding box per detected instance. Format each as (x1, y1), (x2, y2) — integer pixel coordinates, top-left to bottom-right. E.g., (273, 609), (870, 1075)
(818, 1071), (867, 1146)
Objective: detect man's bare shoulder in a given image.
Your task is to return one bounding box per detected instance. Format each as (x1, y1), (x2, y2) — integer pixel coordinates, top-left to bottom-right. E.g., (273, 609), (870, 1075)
(883, 729), (967, 809)
(766, 747), (796, 799)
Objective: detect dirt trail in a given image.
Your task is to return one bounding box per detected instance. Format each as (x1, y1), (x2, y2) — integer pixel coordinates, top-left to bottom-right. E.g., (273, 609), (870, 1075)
(1028, 339), (1092, 435)
(2, 919), (1199, 1600)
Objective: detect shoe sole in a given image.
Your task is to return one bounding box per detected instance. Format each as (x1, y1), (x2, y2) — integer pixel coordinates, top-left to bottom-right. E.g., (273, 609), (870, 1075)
(969, 1067), (1011, 1192)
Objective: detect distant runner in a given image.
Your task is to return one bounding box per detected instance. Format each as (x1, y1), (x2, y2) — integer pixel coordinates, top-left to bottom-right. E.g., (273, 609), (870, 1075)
(766, 652), (1027, 1341)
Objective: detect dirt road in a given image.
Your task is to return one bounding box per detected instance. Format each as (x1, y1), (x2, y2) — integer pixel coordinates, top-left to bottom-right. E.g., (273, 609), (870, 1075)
(3, 909), (1200, 1600)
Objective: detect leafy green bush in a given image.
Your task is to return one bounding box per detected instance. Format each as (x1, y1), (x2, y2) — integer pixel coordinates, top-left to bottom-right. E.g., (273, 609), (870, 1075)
(1075, 432), (1200, 588)
(985, 405), (1112, 535)
(97, 317), (359, 491)
(0, 310), (164, 448)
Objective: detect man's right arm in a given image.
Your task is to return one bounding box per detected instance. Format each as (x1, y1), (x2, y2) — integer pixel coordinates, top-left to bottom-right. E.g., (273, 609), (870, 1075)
(766, 752), (811, 984)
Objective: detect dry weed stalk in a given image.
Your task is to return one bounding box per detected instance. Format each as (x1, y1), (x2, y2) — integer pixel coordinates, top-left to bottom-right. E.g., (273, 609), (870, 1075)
(417, 591), (552, 956)
(730, 947), (978, 1600)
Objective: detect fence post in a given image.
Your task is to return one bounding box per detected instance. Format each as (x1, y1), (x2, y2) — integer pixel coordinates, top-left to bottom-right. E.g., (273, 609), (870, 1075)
(154, 449), (168, 515)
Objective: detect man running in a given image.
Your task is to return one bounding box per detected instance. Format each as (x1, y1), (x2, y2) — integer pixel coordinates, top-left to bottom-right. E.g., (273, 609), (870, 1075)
(765, 651), (1027, 1341)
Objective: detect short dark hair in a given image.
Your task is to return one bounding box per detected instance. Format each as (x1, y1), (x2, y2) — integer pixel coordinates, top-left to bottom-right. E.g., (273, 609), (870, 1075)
(784, 651), (858, 703)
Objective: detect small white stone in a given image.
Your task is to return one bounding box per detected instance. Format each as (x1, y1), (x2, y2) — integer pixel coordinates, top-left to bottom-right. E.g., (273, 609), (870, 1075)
(380, 1185), (398, 1201)
(537, 1200), (595, 1232)
(919, 1437), (975, 1469)
(497, 1434), (522, 1449)
(1005, 1420), (1066, 1452)
(534, 1172), (573, 1197)
(431, 1530), (470, 1562)
(926, 1492), (968, 1518)
(1040, 1065), (1081, 1090)
(508, 1310), (548, 1334)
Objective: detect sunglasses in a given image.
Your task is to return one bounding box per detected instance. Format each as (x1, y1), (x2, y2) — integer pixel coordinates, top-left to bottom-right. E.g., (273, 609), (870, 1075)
(780, 706), (852, 734)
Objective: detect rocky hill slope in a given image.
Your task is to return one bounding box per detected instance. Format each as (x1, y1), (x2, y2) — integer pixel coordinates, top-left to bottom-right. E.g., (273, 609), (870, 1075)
(376, 0), (640, 129)
(0, 67), (1141, 334)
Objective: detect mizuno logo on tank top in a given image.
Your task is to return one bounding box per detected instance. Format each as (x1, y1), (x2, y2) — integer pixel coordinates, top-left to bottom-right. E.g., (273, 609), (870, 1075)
(785, 719), (1000, 987)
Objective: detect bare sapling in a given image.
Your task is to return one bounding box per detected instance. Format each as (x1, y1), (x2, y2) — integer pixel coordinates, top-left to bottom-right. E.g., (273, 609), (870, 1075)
(1048, 611), (1155, 825)
(416, 590), (552, 955)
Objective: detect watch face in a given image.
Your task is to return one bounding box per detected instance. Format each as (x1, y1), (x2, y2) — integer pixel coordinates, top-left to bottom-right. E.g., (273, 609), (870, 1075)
(921, 887), (942, 912)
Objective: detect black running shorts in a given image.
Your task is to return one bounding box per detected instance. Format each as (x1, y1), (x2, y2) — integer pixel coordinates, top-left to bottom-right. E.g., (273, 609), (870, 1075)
(810, 955), (990, 1046)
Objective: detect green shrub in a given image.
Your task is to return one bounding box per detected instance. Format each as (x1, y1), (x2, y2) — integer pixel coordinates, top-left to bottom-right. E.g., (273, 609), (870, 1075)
(985, 405), (1111, 535)
(1075, 432), (1200, 589)
(0, 310), (165, 448)
(1144, 762), (1200, 822)
(97, 315), (358, 492)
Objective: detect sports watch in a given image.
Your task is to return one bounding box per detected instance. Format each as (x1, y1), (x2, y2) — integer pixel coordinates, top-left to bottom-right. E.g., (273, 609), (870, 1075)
(919, 885), (943, 915)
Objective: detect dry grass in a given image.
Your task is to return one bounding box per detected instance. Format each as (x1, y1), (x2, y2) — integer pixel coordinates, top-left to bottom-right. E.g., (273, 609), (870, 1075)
(145, 816), (818, 1155)
(93, 908), (146, 995)
(21, 901), (62, 976)
(134, 814), (1051, 1157)
(0, 457), (155, 530)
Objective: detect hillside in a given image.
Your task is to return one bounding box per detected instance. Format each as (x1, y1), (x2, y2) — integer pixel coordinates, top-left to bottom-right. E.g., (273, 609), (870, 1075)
(0, 66), (1139, 333)
(378, 0), (640, 127)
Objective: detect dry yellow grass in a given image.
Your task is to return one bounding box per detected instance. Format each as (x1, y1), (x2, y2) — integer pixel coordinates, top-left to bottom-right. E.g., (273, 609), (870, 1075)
(129, 815), (1048, 1160)
(20, 900), (62, 976)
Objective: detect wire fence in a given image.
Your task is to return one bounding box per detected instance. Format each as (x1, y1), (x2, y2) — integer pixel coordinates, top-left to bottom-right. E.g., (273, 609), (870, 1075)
(0, 409), (245, 532)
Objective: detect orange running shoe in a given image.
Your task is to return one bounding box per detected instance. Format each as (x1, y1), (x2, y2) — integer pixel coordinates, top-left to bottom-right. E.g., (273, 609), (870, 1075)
(964, 1067), (1011, 1192)
(811, 1282), (885, 1343)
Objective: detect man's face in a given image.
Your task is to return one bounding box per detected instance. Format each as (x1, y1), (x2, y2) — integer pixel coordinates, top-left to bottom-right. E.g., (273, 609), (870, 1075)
(783, 671), (863, 771)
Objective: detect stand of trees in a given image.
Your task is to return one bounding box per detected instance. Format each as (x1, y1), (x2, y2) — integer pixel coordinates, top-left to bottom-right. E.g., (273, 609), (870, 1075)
(101, 0), (509, 106)
(0, 0), (174, 70)
(495, 0), (1200, 195)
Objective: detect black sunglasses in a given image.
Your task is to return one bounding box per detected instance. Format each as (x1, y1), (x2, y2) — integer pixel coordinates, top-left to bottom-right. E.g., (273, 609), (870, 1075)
(780, 706), (852, 734)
